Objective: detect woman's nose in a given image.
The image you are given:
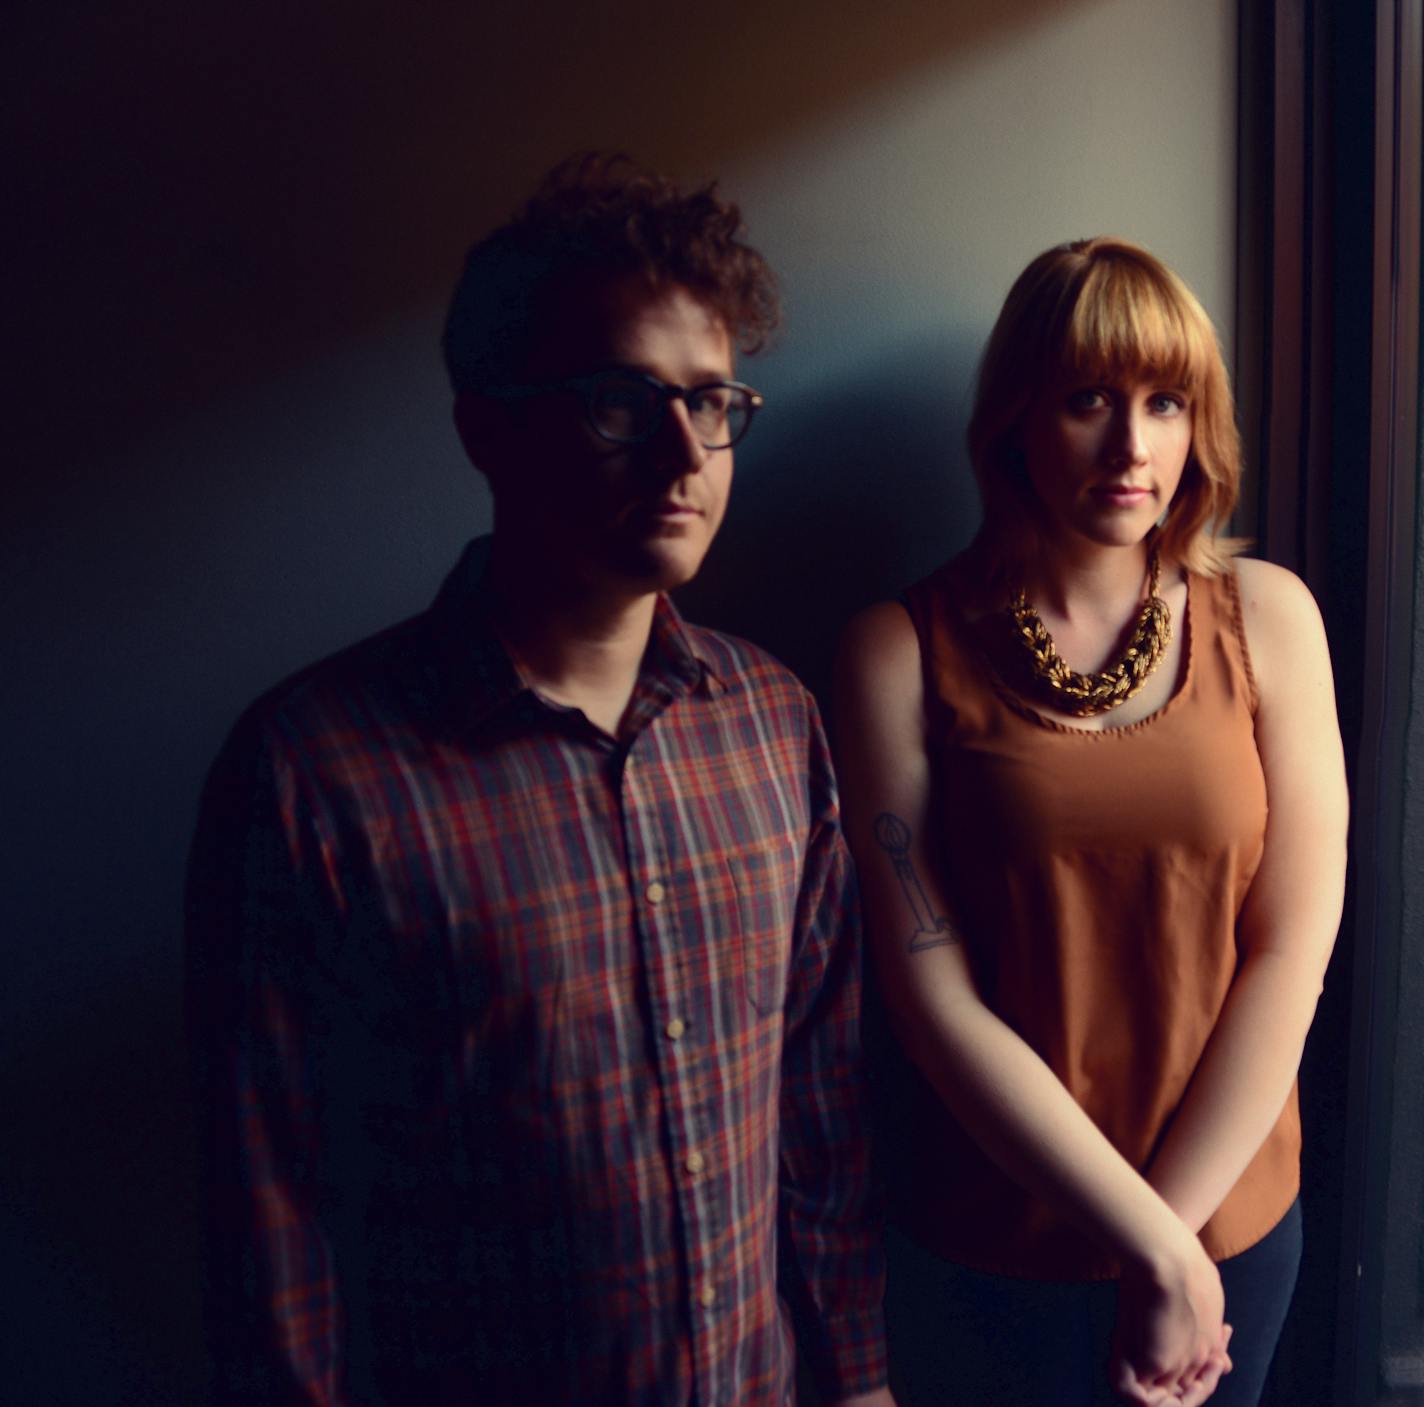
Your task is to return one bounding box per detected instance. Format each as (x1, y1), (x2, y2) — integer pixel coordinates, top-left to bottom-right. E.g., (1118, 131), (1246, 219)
(1108, 406), (1150, 466)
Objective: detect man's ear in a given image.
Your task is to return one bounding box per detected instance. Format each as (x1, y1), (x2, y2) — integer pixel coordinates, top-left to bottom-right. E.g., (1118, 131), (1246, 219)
(452, 392), (515, 480)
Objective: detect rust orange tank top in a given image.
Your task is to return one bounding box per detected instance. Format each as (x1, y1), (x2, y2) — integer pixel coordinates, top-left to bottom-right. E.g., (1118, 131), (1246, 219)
(896, 558), (1299, 1278)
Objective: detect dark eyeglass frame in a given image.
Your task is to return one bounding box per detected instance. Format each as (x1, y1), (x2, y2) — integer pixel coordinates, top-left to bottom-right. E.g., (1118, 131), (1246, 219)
(483, 368), (766, 450)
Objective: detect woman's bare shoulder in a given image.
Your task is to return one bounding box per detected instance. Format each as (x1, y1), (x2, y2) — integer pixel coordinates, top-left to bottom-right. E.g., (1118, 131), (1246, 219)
(1229, 556), (1332, 700)
(1231, 556), (1324, 635)
(836, 600), (924, 724)
(840, 553), (978, 663)
(841, 599), (917, 658)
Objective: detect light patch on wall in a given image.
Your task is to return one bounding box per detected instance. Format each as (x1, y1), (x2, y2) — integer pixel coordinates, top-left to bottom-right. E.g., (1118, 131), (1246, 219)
(732, 0), (1236, 378)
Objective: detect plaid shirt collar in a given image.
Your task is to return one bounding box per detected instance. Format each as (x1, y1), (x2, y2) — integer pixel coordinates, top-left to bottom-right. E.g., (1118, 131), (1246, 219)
(426, 536), (726, 734)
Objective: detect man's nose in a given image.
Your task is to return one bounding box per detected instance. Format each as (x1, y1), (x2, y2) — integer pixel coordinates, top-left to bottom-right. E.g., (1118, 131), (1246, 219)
(653, 398), (710, 475)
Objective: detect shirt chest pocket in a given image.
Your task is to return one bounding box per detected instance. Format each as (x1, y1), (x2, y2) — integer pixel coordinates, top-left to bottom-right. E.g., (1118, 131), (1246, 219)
(724, 836), (798, 1014)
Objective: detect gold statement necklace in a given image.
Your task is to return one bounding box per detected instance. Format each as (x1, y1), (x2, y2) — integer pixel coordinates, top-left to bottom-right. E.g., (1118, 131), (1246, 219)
(1007, 552), (1172, 717)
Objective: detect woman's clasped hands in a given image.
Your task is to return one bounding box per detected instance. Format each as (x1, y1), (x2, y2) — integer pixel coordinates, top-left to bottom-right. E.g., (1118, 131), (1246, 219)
(1111, 1230), (1233, 1406)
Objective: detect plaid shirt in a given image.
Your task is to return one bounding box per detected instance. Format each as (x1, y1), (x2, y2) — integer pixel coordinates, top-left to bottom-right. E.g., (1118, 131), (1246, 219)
(186, 540), (886, 1407)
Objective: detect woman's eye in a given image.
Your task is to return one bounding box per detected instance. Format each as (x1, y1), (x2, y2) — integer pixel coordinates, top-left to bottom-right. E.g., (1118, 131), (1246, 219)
(1150, 393), (1186, 415)
(1065, 389), (1105, 413)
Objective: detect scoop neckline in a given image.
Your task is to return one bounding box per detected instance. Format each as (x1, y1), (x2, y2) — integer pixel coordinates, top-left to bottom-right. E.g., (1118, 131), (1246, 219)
(946, 563), (1196, 741)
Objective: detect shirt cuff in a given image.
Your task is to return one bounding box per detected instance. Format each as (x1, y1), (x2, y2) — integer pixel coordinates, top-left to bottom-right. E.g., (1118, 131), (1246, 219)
(807, 1305), (890, 1401)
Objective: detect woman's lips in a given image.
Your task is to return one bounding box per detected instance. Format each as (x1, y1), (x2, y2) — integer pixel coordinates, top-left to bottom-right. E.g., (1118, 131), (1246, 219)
(1093, 486), (1153, 507)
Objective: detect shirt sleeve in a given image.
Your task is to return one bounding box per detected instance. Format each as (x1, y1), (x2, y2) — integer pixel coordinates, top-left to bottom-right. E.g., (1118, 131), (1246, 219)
(776, 700), (889, 1401)
(185, 710), (352, 1407)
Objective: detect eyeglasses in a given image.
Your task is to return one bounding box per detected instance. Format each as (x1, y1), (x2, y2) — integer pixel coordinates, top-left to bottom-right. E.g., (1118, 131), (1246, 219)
(486, 369), (765, 450)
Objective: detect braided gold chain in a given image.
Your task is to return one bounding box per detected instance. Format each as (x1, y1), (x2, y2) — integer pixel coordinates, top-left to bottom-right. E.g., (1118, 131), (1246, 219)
(1006, 554), (1173, 717)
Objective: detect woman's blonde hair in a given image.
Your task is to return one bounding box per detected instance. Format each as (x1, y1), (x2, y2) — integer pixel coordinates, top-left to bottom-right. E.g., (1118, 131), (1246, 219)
(965, 236), (1244, 586)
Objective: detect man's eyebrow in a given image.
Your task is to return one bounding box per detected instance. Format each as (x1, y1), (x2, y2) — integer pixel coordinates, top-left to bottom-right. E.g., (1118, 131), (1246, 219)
(598, 362), (738, 385)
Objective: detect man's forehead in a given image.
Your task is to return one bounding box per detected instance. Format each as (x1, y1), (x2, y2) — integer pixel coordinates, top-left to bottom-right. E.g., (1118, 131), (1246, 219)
(522, 270), (731, 377)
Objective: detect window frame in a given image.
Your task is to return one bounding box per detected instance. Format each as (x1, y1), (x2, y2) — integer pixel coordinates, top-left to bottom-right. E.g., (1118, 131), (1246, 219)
(1237, 2), (1422, 1401)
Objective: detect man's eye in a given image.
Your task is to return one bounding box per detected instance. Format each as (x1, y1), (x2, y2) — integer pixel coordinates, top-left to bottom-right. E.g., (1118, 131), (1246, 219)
(591, 380), (655, 422)
(597, 384), (648, 412)
(688, 387), (732, 416)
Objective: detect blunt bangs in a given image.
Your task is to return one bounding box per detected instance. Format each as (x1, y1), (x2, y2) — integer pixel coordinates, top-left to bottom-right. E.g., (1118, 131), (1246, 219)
(1054, 254), (1213, 397)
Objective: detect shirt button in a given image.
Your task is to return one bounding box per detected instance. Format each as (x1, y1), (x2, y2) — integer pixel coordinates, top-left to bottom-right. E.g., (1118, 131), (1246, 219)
(699, 1284), (717, 1308)
(645, 880), (666, 905)
(664, 1017), (686, 1040)
(685, 1150), (705, 1175)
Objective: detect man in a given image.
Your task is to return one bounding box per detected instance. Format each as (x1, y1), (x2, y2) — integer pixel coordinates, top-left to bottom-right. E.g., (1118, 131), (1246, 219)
(187, 154), (891, 1407)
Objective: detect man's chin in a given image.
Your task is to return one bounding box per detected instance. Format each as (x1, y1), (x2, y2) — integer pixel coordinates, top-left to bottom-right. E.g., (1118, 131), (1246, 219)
(614, 541), (711, 596)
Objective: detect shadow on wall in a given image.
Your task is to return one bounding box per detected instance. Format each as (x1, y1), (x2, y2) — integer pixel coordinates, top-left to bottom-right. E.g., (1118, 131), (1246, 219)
(11, 0), (1065, 488)
(5, 968), (199, 1406)
(679, 326), (984, 708)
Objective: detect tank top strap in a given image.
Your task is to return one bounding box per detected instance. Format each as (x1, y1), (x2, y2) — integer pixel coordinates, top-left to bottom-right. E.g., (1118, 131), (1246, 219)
(1193, 564), (1261, 717)
(902, 558), (1002, 735)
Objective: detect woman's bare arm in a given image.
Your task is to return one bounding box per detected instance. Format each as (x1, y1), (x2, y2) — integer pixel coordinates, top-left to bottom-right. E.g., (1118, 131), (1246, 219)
(1144, 559), (1347, 1230)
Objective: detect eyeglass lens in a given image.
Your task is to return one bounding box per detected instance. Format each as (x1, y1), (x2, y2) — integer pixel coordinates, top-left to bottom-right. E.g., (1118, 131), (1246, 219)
(587, 375), (751, 448)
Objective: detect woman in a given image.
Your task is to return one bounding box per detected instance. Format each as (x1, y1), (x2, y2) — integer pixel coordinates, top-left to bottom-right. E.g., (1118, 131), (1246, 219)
(836, 238), (1347, 1406)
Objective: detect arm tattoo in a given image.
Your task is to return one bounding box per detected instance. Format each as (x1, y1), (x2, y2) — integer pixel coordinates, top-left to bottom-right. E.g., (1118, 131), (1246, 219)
(872, 812), (959, 952)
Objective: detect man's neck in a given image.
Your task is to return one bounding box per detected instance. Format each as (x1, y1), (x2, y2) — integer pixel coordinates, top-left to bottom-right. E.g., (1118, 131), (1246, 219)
(486, 540), (659, 738)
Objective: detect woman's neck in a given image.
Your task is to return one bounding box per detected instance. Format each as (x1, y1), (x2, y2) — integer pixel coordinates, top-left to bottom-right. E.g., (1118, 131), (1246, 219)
(1024, 538), (1154, 625)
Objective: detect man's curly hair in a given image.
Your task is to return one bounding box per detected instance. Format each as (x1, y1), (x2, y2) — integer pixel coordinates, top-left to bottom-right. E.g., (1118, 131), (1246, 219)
(442, 153), (781, 393)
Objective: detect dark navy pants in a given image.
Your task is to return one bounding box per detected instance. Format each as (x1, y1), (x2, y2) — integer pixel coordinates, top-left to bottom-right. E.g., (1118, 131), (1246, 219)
(884, 1200), (1302, 1407)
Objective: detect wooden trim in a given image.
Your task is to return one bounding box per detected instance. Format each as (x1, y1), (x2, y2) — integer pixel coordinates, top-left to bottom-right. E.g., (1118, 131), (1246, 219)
(1301, 0), (1335, 594)
(1240, 2), (1422, 1401)
(1263, 0), (1307, 565)
(1238, 0), (1333, 595)
(1338, 1), (1422, 1400)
